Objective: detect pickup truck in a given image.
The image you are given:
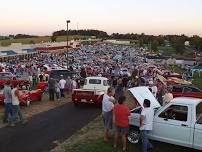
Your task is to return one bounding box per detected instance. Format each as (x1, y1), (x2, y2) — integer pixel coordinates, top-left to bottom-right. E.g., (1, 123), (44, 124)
(128, 86), (202, 151)
(72, 77), (110, 105)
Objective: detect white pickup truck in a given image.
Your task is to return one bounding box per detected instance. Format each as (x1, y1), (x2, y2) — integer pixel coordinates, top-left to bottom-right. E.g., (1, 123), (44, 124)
(72, 77), (110, 105)
(128, 87), (202, 150)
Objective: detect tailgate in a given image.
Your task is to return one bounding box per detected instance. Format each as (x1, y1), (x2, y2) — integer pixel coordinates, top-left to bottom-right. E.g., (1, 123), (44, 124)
(73, 90), (95, 96)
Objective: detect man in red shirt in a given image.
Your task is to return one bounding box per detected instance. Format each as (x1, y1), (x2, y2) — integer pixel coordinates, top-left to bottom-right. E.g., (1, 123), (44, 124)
(113, 96), (130, 151)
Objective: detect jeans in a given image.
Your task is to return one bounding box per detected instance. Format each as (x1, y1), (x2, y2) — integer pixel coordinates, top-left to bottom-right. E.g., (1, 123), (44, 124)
(49, 89), (55, 101)
(3, 103), (13, 123)
(140, 130), (152, 152)
(9, 105), (24, 125)
(60, 89), (65, 97)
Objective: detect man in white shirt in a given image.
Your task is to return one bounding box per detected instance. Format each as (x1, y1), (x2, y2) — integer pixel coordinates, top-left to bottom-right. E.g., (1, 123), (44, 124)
(148, 81), (158, 97)
(139, 99), (154, 152)
(59, 75), (66, 97)
(102, 87), (115, 142)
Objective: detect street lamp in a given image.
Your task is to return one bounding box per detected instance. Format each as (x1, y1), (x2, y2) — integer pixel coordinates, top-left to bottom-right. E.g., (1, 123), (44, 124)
(66, 20), (70, 69)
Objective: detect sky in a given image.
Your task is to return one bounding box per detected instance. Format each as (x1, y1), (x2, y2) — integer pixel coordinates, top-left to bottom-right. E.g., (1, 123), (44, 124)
(0, 0), (202, 36)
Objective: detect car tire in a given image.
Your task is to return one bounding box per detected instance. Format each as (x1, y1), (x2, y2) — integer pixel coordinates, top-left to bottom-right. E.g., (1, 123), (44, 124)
(127, 127), (140, 144)
(25, 98), (31, 107)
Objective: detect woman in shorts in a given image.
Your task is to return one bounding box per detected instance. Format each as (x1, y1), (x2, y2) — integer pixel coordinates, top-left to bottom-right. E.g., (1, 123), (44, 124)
(113, 96), (130, 151)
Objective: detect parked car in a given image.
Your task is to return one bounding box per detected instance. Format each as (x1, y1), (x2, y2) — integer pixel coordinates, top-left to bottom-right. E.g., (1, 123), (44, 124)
(127, 86), (202, 151)
(169, 85), (202, 98)
(0, 89), (43, 107)
(72, 77), (110, 105)
(119, 68), (131, 77)
(0, 72), (30, 89)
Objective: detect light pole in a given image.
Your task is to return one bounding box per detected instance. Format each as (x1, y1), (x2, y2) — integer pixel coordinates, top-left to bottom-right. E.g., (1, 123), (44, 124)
(66, 20), (70, 69)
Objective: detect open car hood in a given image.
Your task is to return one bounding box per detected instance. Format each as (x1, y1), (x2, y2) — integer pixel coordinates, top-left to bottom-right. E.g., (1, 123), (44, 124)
(128, 86), (161, 109)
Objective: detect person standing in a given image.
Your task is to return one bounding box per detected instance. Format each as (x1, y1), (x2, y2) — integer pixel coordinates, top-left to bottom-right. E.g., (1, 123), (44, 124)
(148, 81), (158, 97)
(115, 77), (124, 101)
(59, 75), (66, 97)
(48, 77), (55, 101)
(71, 78), (77, 93)
(139, 99), (154, 152)
(102, 87), (116, 142)
(66, 76), (72, 94)
(3, 80), (12, 124)
(113, 96), (130, 151)
(10, 84), (25, 126)
(55, 80), (60, 100)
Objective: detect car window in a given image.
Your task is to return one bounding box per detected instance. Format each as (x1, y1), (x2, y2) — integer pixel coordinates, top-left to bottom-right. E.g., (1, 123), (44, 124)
(196, 102), (202, 123)
(172, 86), (182, 92)
(103, 80), (109, 86)
(183, 87), (192, 93)
(159, 105), (188, 121)
(89, 79), (101, 84)
(197, 116), (202, 124)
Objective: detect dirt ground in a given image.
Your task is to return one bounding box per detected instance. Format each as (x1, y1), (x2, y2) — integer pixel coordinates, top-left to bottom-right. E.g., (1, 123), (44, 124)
(0, 92), (71, 128)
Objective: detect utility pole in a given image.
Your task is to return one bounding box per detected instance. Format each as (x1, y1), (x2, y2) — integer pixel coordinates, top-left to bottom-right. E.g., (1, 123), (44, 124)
(66, 20), (70, 69)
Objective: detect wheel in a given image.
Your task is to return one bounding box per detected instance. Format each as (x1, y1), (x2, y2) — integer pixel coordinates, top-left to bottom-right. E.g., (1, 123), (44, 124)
(127, 127), (140, 144)
(25, 98), (31, 107)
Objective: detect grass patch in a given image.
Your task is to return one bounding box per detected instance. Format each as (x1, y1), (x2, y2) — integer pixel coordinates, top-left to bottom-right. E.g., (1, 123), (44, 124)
(62, 137), (200, 152)
(0, 35), (91, 46)
(158, 46), (176, 55)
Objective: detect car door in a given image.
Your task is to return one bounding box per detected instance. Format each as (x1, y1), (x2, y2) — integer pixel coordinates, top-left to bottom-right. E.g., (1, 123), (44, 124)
(194, 102), (202, 150)
(194, 117), (202, 150)
(152, 104), (192, 147)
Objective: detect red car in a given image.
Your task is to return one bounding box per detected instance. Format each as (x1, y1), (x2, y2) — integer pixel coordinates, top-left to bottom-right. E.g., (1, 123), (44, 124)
(170, 85), (202, 99)
(37, 81), (48, 92)
(0, 89), (43, 106)
(0, 72), (29, 89)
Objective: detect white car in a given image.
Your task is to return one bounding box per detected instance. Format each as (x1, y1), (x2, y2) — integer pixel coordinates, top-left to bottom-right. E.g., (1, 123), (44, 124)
(128, 86), (202, 151)
(119, 68), (131, 77)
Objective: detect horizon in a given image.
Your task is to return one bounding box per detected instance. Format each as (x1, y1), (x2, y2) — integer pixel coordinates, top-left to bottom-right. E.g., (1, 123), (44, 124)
(0, 0), (202, 36)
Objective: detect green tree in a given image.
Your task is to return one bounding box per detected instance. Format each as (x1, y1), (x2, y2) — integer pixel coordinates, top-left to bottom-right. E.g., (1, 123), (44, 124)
(190, 35), (202, 51)
(151, 40), (159, 52)
(174, 39), (185, 54)
(51, 35), (57, 42)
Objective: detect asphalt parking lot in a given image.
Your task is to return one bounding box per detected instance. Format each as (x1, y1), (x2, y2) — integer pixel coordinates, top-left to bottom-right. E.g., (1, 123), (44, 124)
(0, 103), (101, 152)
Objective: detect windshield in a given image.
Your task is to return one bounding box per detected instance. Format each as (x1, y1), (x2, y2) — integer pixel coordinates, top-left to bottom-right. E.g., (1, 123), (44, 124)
(89, 79), (101, 84)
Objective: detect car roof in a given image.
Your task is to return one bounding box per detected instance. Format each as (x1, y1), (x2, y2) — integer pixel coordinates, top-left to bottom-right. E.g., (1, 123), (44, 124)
(171, 97), (202, 106)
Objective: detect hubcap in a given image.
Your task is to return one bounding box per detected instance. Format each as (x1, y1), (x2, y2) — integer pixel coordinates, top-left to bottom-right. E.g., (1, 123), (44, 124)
(128, 130), (140, 144)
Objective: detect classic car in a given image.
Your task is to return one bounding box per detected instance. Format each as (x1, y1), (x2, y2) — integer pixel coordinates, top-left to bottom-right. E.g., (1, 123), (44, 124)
(0, 72), (29, 89)
(128, 87), (202, 151)
(72, 77), (110, 105)
(0, 89), (43, 107)
(169, 85), (202, 99)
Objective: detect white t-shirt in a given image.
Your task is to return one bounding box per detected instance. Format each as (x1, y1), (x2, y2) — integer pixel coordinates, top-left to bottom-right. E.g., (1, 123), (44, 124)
(102, 94), (114, 112)
(140, 107), (154, 131)
(11, 88), (20, 106)
(59, 79), (66, 89)
(72, 80), (77, 89)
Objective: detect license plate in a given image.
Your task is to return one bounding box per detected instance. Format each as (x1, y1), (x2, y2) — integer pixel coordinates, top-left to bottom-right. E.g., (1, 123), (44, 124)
(81, 99), (87, 103)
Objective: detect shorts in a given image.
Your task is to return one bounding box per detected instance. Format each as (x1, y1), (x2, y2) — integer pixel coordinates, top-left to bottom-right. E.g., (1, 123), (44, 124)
(102, 111), (113, 130)
(115, 125), (129, 135)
